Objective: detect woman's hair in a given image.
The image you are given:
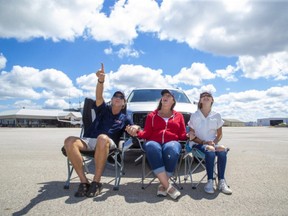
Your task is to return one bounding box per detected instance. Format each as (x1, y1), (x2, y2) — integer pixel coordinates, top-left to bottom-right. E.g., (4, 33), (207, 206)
(157, 97), (176, 111)
(197, 92), (214, 109)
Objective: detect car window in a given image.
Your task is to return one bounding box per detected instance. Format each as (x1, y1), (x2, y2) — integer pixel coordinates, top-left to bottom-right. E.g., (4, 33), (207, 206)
(127, 89), (191, 103)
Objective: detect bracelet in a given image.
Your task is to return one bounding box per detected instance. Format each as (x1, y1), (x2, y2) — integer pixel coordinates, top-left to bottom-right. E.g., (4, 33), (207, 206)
(98, 79), (104, 84)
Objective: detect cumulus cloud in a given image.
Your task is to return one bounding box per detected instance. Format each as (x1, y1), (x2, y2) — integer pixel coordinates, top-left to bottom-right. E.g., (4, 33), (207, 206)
(214, 86), (288, 122)
(43, 99), (70, 109)
(0, 53), (7, 69)
(0, 0), (99, 41)
(238, 51), (288, 80)
(0, 65), (82, 100)
(157, 0), (288, 56)
(14, 100), (40, 109)
(87, 0), (160, 45)
(77, 64), (172, 99)
(173, 63), (216, 86)
(1, 0), (286, 57)
(216, 65), (239, 82)
(104, 46), (143, 58)
(0, 0), (287, 120)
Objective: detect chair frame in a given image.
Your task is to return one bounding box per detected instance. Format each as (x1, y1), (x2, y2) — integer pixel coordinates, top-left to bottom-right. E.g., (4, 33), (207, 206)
(61, 97), (130, 191)
(183, 141), (230, 189)
(137, 138), (185, 190)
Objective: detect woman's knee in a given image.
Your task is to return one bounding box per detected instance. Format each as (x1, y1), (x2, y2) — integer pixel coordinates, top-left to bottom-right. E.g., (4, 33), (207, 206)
(216, 145), (226, 152)
(205, 145), (215, 152)
(145, 141), (160, 152)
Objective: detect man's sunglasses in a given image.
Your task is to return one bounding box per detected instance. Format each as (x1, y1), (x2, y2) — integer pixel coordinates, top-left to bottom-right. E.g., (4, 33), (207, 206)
(113, 95), (125, 100)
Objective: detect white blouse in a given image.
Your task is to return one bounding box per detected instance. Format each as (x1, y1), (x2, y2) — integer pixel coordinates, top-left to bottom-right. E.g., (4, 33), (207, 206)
(188, 109), (224, 143)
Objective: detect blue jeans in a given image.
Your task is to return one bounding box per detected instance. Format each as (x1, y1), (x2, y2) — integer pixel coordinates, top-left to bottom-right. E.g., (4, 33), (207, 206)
(193, 144), (227, 180)
(143, 140), (182, 177)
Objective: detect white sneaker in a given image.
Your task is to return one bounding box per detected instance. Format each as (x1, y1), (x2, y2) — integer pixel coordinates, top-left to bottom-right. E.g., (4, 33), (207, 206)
(204, 179), (214, 194)
(166, 184), (181, 200)
(218, 179), (232, 195)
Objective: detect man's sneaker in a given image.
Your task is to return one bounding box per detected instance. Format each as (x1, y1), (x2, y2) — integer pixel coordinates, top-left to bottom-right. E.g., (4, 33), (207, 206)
(86, 181), (103, 197)
(204, 179), (215, 194)
(74, 183), (90, 197)
(218, 179), (232, 195)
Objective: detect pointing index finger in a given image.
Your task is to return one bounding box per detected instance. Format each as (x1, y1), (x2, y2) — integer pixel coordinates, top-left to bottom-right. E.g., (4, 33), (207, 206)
(101, 63), (104, 73)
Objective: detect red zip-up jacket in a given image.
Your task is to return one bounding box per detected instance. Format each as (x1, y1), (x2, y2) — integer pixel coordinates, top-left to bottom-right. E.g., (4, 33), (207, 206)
(137, 109), (187, 144)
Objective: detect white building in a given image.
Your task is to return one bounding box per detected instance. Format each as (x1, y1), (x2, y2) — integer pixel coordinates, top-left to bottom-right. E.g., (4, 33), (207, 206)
(257, 118), (288, 126)
(0, 109), (82, 127)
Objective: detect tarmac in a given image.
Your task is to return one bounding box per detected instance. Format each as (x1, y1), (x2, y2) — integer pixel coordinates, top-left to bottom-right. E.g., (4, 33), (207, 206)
(0, 127), (288, 216)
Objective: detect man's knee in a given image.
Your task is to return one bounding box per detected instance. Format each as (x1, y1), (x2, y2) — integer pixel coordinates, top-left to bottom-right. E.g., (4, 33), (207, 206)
(64, 136), (78, 150)
(96, 134), (110, 150)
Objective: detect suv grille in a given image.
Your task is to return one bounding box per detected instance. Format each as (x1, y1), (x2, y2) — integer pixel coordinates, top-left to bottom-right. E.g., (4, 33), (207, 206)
(133, 112), (148, 129)
(132, 112), (191, 129)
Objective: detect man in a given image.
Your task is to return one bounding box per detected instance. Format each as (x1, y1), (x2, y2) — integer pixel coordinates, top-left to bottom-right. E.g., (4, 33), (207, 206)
(64, 63), (139, 197)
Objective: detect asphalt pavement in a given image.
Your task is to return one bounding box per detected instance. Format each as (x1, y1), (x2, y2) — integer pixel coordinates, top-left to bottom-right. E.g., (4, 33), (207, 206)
(0, 127), (288, 216)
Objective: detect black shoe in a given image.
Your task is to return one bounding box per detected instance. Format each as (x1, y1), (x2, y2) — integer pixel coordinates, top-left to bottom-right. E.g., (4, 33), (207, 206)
(86, 181), (103, 197)
(74, 183), (90, 197)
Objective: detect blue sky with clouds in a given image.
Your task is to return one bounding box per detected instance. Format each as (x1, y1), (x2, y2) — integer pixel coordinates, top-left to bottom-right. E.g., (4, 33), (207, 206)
(0, 0), (287, 122)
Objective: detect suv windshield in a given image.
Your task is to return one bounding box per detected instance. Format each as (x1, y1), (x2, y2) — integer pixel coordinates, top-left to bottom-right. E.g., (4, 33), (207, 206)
(127, 89), (191, 103)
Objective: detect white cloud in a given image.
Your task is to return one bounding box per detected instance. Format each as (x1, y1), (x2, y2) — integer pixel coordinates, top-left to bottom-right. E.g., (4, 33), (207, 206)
(0, 65), (82, 99)
(216, 65), (239, 82)
(77, 64), (175, 99)
(173, 63), (216, 86)
(43, 99), (70, 109)
(0, 53), (7, 69)
(215, 86), (288, 122)
(104, 46), (143, 58)
(0, 0), (287, 57)
(157, 0), (288, 56)
(238, 51), (288, 80)
(0, 0), (100, 41)
(87, 0), (160, 45)
(14, 100), (40, 109)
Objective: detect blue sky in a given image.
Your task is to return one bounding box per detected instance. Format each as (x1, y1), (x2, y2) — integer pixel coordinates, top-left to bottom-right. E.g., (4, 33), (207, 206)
(0, 0), (287, 122)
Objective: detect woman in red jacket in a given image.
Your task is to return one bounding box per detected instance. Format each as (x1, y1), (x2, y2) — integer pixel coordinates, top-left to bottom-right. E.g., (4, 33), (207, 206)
(137, 89), (187, 200)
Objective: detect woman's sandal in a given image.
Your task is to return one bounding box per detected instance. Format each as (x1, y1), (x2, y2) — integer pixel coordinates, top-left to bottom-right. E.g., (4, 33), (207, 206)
(166, 184), (181, 200)
(157, 184), (167, 197)
(74, 183), (90, 197)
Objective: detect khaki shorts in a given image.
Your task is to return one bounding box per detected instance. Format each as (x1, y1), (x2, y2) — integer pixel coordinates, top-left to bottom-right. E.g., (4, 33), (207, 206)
(81, 137), (116, 151)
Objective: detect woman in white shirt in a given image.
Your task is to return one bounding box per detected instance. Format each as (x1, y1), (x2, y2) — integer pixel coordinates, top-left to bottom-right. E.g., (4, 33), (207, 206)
(188, 91), (232, 195)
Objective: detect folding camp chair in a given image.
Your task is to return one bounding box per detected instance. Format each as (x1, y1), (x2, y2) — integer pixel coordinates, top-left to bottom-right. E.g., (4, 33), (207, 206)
(135, 137), (185, 190)
(183, 141), (230, 189)
(61, 97), (132, 191)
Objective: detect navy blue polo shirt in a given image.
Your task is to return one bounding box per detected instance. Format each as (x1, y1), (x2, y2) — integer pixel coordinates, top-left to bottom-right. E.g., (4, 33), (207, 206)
(86, 102), (133, 145)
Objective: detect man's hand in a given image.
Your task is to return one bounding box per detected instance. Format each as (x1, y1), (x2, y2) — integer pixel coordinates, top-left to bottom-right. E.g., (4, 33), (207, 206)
(96, 63), (105, 83)
(125, 125), (140, 137)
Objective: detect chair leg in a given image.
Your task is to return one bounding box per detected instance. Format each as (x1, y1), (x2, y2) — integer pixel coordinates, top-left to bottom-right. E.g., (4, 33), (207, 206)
(141, 153), (156, 189)
(113, 151), (121, 191)
(64, 159), (74, 189)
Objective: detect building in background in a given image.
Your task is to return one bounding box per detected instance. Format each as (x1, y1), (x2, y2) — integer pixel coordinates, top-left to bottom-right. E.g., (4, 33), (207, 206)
(223, 119), (245, 127)
(257, 118), (288, 126)
(0, 109), (81, 127)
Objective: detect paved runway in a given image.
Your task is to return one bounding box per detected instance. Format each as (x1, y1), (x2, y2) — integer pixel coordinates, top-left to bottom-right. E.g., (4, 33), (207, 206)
(0, 127), (288, 216)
